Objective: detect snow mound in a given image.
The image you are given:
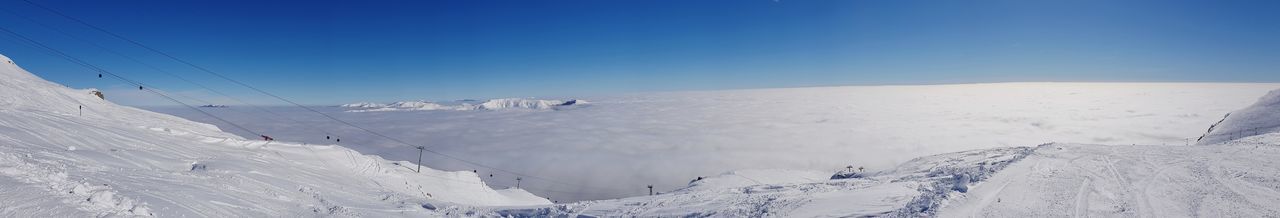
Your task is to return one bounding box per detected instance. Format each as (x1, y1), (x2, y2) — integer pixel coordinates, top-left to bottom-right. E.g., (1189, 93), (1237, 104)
(342, 98), (588, 112)
(338, 102), (387, 108)
(0, 53), (549, 216)
(1197, 89), (1280, 145)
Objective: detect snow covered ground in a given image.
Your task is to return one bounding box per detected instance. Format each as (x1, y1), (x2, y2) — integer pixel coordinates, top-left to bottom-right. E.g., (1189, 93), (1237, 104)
(944, 92), (1280, 216)
(940, 140), (1280, 217)
(476, 90), (1280, 217)
(472, 137), (1280, 217)
(8, 46), (1280, 217)
(448, 146), (1037, 217)
(472, 88), (1280, 217)
(0, 53), (548, 217)
(151, 82), (1280, 202)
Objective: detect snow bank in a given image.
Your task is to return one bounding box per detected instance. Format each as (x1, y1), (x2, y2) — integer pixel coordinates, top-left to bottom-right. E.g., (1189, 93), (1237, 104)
(1197, 89), (1280, 145)
(0, 53), (549, 216)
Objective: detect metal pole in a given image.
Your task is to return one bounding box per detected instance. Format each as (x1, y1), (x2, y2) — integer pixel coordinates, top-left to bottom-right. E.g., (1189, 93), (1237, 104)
(416, 146), (423, 173)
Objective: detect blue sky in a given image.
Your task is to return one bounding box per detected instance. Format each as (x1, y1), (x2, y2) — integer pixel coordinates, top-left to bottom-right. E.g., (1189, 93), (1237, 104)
(1, 0), (1278, 105)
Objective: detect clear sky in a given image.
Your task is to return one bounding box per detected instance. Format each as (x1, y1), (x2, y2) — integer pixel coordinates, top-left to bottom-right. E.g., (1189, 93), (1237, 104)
(1, 0), (1278, 105)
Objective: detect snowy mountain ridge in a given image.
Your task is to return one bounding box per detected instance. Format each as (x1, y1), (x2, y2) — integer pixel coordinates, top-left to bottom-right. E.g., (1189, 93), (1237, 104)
(0, 53), (549, 217)
(1197, 89), (1280, 144)
(341, 98), (587, 112)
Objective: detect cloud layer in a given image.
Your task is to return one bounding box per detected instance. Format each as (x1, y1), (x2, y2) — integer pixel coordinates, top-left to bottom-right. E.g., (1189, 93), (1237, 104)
(147, 82), (1280, 202)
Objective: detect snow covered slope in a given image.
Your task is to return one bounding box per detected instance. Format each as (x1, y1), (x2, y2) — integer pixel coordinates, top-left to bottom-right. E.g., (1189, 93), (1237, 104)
(940, 140), (1280, 217)
(463, 146), (1036, 217)
(1197, 89), (1280, 144)
(940, 90), (1280, 217)
(0, 53), (548, 217)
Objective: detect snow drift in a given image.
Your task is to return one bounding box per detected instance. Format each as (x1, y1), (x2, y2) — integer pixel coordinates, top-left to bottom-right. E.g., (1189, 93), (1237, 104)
(0, 53), (548, 217)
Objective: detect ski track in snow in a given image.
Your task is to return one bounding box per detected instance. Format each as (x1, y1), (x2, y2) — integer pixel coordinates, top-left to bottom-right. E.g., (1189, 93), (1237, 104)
(939, 139), (1280, 217)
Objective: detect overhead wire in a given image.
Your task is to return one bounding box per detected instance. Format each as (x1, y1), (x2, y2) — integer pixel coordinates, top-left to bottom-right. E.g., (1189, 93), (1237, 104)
(0, 25), (264, 138)
(17, 0), (632, 193)
(0, 6), (345, 142)
(0, 26), (637, 201)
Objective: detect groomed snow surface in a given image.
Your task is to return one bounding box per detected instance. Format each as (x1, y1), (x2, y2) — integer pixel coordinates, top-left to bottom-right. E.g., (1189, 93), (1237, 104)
(0, 53), (548, 217)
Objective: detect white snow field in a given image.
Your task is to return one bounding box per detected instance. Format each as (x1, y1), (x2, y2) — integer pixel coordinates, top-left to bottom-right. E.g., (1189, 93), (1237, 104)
(0, 53), (548, 217)
(152, 82), (1280, 202)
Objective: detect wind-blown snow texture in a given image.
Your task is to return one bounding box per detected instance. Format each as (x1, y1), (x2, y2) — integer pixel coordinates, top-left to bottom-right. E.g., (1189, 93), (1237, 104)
(153, 82), (1280, 202)
(0, 53), (548, 217)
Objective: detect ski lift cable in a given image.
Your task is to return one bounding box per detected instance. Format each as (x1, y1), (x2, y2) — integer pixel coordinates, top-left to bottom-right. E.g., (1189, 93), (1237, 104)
(5, 29), (642, 198)
(0, 25), (264, 138)
(0, 31), (599, 197)
(17, 0), (629, 192)
(0, 27), (628, 197)
(0, 7), (345, 140)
